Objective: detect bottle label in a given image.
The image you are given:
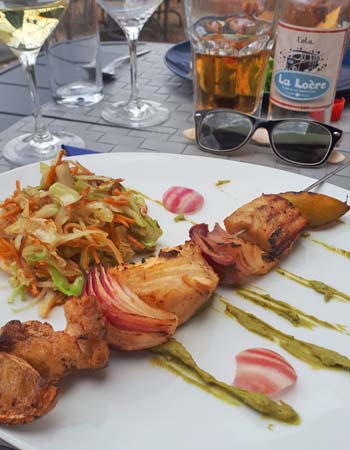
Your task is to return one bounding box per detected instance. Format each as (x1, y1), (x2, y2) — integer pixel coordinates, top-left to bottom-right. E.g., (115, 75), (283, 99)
(270, 21), (347, 111)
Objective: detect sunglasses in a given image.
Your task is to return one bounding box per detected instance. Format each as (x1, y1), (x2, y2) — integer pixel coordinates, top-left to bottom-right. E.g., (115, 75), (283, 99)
(194, 109), (343, 166)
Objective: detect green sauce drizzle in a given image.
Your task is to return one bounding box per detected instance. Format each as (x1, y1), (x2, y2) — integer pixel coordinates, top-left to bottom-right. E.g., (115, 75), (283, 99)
(215, 179), (231, 187)
(235, 287), (348, 334)
(150, 338), (300, 424)
(173, 214), (197, 225)
(132, 190), (198, 225)
(311, 239), (350, 259)
(276, 267), (350, 303)
(219, 294), (350, 372)
(131, 189), (164, 208)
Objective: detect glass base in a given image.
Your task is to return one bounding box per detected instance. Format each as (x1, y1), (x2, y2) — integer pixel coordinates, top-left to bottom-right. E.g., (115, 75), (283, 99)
(3, 131), (85, 166)
(54, 83), (104, 107)
(101, 99), (170, 128)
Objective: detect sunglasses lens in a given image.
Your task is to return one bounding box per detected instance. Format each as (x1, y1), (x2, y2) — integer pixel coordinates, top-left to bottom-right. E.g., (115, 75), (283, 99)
(271, 121), (331, 164)
(198, 111), (253, 151)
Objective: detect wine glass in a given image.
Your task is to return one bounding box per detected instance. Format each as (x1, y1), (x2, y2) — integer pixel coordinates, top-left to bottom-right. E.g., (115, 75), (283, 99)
(97, 0), (169, 128)
(0, 0), (84, 166)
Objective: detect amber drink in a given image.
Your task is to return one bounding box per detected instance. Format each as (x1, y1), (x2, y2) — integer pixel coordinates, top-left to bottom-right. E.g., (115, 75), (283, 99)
(195, 48), (270, 113)
(184, 0), (277, 116)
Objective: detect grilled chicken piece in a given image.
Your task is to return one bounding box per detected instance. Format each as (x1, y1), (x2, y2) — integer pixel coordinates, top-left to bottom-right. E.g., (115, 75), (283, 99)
(112, 242), (219, 325)
(106, 324), (175, 352)
(0, 352), (59, 425)
(224, 194), (308, 259)
(190, 223), (276, 284)
(65, 295), (109, 369)
(83, 266), (178, 351)
(0, 296), (109, 383)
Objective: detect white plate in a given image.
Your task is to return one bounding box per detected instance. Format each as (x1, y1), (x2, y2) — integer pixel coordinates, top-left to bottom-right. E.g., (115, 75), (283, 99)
(0, 153), (349, 450)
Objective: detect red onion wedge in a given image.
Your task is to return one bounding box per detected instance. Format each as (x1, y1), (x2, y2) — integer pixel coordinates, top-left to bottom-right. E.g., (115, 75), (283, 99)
(233, 348), (297, 395)
(189, 223), (276, 284)
(162, 186), (204, 214)
(83, 266), (178, 350)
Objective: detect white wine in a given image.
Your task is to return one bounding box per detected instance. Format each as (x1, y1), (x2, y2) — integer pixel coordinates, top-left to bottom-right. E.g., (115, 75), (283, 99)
(0, 0), (69, 52)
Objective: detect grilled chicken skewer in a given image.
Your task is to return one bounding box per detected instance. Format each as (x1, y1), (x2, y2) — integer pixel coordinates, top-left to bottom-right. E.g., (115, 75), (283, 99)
(0, 189), (346, 424)
(84, 195), (316, 349)
(0, 295), (109, 424)
(191, 194), (308, 285)
(114, 242), (219, 326)
(84, 242), (219, 351)
(224, 194), (308, 259)
(0, 295), (109, 384)
(0, 352), (59, 425)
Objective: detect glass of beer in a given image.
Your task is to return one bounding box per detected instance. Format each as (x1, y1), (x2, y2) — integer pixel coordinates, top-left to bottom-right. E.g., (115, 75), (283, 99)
(184, 0), (278, 116)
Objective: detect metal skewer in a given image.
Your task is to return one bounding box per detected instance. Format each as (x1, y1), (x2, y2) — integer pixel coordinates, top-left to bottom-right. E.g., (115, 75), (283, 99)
(303, 159), (350, 192)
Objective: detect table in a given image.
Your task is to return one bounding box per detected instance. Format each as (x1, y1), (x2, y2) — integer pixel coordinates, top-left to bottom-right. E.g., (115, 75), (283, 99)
(0, 41), (349, 186)
(0, 41), (349, 450)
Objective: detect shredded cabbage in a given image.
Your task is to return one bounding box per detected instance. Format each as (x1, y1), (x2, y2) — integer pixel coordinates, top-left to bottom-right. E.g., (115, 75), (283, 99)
(47, 266), (84, 296)
(49, 182), (81, 206)
(0, 153), (162, 316)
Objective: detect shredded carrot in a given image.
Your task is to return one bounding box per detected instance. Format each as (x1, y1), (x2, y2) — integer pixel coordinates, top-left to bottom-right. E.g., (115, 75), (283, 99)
(0, 237), (21, 266)
(113, 214), (136, 228)
(37, 260), (48, 267)
(0, 155), (161, 317)
(0, 205), (21, 219)
(35, 266), (50, 275)
(99, 237), (123, 264)
(19, 235), (28, 254)
(56, 149), (65, 165)
(44, 165), (56, 188)
(81, 247), (89, 270)
(0, 199), (17, 208)
(92, 248), (100, 264)
(104, 197), (129, 206)
(126, 234), (145, 249)
(75, 161), (93, 175)
(63, 223), (84, 233)
(42, 149), (65, 188)
(28, 282), (40, 297)
(108, 222), (119, 246)
(71, 165), (78, 176)
(114, 214), (135, 224)
(81, 186), (90, 196)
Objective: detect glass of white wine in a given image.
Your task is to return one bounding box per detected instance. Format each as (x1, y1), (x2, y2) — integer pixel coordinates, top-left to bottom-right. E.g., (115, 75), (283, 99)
(0, 0), (84, 165)
(97, 0), (169, 128)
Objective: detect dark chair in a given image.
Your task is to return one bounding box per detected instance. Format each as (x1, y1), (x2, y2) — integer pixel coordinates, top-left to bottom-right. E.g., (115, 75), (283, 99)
(157, 0), (183, 41)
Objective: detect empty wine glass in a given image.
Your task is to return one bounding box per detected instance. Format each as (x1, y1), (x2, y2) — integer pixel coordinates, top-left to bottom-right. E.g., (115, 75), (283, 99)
(97, 0), (169, 128)
(0, 0), (84, 166)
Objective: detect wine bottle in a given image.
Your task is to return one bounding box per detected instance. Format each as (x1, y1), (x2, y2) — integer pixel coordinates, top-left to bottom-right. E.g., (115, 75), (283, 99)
(268, 0), (349, 122)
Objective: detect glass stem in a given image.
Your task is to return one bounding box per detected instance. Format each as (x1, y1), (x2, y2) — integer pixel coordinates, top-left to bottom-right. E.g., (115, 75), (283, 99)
(127, 37), (140, 105)
(20, 52), (51, 142)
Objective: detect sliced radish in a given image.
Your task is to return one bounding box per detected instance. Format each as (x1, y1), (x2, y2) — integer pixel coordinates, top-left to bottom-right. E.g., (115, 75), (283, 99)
(233, 348), (297, 395)
(162, 186), (204, 214)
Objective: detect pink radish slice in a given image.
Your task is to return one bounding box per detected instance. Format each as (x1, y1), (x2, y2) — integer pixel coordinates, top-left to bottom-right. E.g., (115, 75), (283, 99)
(162, 186), (204, 214)
(233, 348), (297, 395)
